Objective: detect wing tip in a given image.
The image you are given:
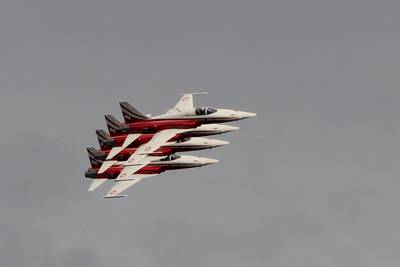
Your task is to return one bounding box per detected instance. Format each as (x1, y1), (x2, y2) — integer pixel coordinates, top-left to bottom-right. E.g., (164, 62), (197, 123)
(87, 178), (108, 192)
(103, 194), (127, 199)
(180, 91), (208, 95)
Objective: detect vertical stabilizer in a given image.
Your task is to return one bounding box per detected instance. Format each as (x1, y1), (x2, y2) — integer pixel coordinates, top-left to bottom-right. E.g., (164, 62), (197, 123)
(87, 147), (104, 168)
(119, 102), (149, 123)
(172, 92), (208, 112)
(105, 115), (130, 135)
(96, 129), (114, 150)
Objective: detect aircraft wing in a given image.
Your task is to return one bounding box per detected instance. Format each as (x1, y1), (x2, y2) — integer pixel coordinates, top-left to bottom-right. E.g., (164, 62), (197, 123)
(125, 128), (191, 164)
(98, 160), (118, 174)
(106, 133), (141, 160)
(115, 156), (162, 180)
(105, 128), (191, 180)
(104, 174), (158, 198)
(88, 178), (108, 191)
(172, 92), (208, 112)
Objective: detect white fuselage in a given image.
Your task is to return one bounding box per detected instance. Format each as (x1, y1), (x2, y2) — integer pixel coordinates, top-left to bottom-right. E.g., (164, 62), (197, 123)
(152, 108), (257, 123)
(149, 155), (219, 169)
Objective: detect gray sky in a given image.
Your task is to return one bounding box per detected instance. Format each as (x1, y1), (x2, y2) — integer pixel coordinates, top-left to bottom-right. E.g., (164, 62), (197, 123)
(0, 0), (399, 266)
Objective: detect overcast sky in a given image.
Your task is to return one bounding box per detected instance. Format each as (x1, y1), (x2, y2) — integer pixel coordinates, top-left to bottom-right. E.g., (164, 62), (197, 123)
(0, 0), (400, 266)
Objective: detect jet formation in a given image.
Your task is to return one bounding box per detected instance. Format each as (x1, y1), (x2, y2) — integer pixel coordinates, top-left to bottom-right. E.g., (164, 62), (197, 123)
(85, 92), (256, 198)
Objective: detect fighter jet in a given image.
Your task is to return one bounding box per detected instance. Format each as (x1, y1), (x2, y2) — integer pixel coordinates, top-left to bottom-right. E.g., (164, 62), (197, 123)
(147, 92), (257, 122)
(84, 92), (256, 198)
(106, 92), (256, 135)
(85, 152), (219, 198)
(96, 127), (229, 173)
(96, 123), (238, 159)
(88, 135), (228, 171)
(89, 137), (228, 161)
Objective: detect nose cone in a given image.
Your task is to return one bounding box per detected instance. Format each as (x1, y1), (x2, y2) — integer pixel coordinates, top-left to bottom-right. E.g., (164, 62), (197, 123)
(201, 157), (220, 165)
(219, 124), (240, 132)
(192, 124), (239, 134)
(178, 137), (230, 149)
(237, 111), (257, 119)
(208, 139), (230, 147)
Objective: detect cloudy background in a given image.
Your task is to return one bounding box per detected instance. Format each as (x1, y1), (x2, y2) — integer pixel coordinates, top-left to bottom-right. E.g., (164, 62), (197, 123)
(0, 0), (400, 266)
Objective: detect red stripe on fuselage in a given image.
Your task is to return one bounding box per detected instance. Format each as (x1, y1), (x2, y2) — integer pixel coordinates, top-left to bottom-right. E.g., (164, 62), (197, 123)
(109, 119), (200, 136)
(100, 146), (174, 160)
(107, 133), (182, 148)
(87, 162), (198, 179)
(89, 165), (164, 179)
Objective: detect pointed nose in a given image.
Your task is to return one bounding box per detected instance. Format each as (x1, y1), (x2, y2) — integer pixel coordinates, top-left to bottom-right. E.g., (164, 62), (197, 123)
(202, 158), (220, 165)
(208, 139), (230, 147)
(239, 111), (257, 119)
(221, 125), (240, 132)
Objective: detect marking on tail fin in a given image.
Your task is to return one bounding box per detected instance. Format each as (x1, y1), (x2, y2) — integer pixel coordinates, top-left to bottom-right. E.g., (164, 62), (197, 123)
(119, 102), (149, 122)
(96, 129), (113, 149)
(172, 91), (208, 112)
(96, 129), (110, 140)
(105, 115), (122, 134)
(87, 147), (103, 168)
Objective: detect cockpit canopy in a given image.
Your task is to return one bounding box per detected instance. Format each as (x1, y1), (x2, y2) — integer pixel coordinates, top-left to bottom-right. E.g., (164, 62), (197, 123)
(195, 107), (217, 116)
(177, 137), (191, 143)
(160, 154), (181, 161)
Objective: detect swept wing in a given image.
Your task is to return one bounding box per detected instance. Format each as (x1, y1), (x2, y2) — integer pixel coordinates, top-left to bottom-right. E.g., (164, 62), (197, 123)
(104, 174), (158, 198)
(88, 178), (108, 191)
(106, 133), (141, 160)
(125, 128), (190, 164)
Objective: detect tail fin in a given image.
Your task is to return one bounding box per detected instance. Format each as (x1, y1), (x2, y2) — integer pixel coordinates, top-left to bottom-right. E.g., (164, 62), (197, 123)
(171, 92), (208, 112)
(119, 102), (149, 123)
(104, 115), (130, 135)
(87, 146), (107, 161)
(87, 147), (104, 168)
(96, 129), (115, 149)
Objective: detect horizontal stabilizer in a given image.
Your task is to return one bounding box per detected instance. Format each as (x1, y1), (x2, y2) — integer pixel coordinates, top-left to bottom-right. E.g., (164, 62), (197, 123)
(88, 178), (107, 191)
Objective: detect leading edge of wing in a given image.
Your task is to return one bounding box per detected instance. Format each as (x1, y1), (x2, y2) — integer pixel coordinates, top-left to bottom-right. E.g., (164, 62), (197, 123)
(88, 178), (108, 191)
(126, 128), (191, 164)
